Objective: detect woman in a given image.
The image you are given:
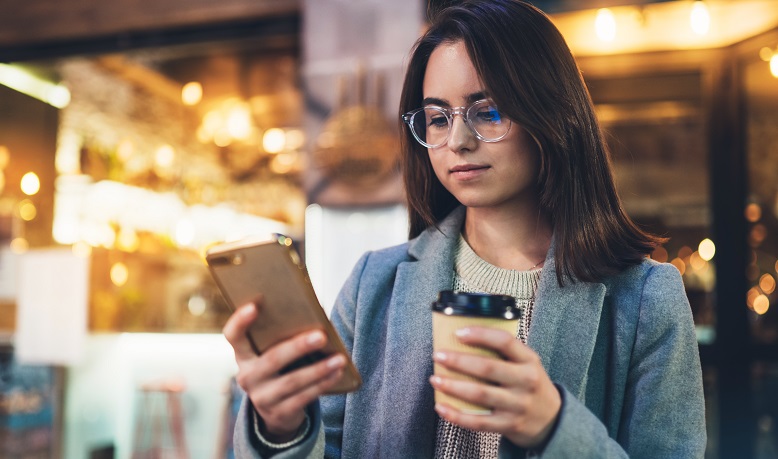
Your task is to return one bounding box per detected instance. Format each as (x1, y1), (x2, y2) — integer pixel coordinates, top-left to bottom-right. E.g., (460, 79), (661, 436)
(225, 1), (706, 457)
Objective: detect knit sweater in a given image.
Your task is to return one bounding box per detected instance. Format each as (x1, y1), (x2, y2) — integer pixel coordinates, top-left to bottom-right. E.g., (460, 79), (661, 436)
(434, 235), (542, 459)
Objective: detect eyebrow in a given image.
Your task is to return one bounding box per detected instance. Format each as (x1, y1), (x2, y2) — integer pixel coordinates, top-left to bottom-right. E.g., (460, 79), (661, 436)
(421, 91), (488, 107)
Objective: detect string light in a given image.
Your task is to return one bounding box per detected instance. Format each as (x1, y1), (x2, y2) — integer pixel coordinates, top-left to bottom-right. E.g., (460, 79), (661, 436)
(690, 1), (710, 36)
(0, 64), (70, 108)
(181, 82), (202, 106)
(595, 8), (616, 42)
(20, 172), (40, 196)
(698, 238), (715, 261)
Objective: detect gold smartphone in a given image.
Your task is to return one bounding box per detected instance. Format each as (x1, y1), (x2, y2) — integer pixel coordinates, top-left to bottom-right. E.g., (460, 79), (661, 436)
(205, 234), (361, 394)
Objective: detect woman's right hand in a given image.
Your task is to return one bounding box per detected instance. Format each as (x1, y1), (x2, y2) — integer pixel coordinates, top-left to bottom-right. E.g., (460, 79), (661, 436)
(223, 300), (347, 442)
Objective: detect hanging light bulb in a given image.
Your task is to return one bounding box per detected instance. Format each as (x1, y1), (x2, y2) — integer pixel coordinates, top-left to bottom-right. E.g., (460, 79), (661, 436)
(690, 1), (710, 36)
(595, 8), (616, 42)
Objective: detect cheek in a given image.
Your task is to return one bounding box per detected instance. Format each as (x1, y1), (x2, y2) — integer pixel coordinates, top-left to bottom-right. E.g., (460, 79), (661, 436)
(428, 152), (448, 182)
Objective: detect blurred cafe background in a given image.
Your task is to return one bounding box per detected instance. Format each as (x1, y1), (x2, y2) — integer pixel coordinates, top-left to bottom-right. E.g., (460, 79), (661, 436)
(0, 0), (777, 457)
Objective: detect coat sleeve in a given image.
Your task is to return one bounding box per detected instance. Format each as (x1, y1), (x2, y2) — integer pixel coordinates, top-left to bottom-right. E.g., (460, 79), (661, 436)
(506, 263), (707, 458)
(230, 253), (372, 458)
(320, 251), (371, 458)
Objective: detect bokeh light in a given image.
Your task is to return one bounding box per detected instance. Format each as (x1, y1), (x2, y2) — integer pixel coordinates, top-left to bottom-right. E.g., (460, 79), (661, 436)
(20, 172), (40, 196)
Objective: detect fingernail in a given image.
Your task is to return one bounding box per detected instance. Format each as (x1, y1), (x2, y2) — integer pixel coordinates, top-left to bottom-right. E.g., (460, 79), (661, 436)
(435, 404), (448, 415)
(327, 354), (346, 368)
(307, 331), (325, 345)
(433, 351), (447, 362)
(455, 328), (471, 338)
(430, 375), (442, 386)
(240, 305), (255, 316)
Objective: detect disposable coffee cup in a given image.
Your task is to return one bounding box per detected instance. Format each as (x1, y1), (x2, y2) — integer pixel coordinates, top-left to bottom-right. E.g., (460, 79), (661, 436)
(432, 290), (521, 414)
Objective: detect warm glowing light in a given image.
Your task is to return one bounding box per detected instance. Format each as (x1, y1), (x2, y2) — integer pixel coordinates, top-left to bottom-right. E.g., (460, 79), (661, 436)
(270, 152), (297, 174)
(771, 54), (778, 79)
(10, 238), (28, 253)
(284, 129), (306, 150)
(175, 219), (195, 246)
(227, 105), (252, 140)
(263, 128), (286, 153)
(110, 262), (129, 287)
(181, 82), (203, 106)
(18, 200), (36, 221)
(214, 130), (232, 148)
(0, 145), (9, 169)
(671, 257), (686, 275)
(651, 246), (668, 263)
(760, 274), (776, 295)
(47, 85), (71, 108)
(188, 294), (207, 316)
(753, 294), (770, 315)
(155, 145), (175, 169)
(595, 8), (616, 42)
(751, 224), (767, 244)
(690, 1), (710, 36)
(760, 47), (775, 62)
(689, 252), (707, 271)
(84, 223), (116, 248)
(55, 131), (81, 174)
(0, 64), (70, 108)
(678, 246), (693, 260)
(747, 287), (760, 309)
(775, 260), (778, 275)
(20, 172), (40, 195)
(117, 139), (134, 162)
(72, 242), (92, 258)
(745, 203), (762, 222)
(698, 238), (715, 261)
(116, 228), (140, 252)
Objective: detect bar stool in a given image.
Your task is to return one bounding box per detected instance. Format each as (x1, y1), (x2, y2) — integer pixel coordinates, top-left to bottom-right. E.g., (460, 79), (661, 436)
(131, 379), (189, 459)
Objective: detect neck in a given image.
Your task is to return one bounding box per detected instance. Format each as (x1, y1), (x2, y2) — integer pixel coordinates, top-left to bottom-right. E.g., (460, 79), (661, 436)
(463, 204), (552, 271)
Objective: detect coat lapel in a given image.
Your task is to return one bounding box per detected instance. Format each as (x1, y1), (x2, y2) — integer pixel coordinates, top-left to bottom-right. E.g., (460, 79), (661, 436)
(528, 243), (607, 400)
(379, 208), (463, 457)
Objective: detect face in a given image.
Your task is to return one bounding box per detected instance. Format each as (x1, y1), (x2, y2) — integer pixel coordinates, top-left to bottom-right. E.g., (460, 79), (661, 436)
(422, 40), (540, 212)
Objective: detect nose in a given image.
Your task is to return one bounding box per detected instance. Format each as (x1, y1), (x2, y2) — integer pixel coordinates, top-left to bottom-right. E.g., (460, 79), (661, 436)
(446, 115), (477, 153)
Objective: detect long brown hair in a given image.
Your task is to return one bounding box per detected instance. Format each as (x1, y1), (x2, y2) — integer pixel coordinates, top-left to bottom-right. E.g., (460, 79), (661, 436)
(400, 0), (664, 284)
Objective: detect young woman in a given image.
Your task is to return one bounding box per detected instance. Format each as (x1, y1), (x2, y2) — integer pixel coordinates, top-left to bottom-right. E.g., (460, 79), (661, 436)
(224, 1), (706, 457)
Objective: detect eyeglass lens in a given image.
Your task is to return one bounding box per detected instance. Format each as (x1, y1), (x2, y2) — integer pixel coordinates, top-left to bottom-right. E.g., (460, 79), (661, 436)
(410, 100), (509, 147)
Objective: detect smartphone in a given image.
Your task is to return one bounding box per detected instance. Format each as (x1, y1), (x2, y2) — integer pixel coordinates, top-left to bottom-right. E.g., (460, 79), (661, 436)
(205, 234), (362, 394)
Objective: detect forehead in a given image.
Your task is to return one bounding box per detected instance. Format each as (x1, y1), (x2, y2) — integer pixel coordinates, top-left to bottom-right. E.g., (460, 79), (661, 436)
(422, 41), (484, 103)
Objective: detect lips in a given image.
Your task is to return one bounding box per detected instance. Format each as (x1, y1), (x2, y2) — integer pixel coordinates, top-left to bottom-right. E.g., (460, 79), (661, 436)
(449, 164), (490, 180)
(450, 164), (489, 173)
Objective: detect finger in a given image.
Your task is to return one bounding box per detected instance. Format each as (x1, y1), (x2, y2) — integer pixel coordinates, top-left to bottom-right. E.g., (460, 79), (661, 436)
(430, 374), (520, 415)
(260, 367), (346, 419)
(259, 354), (347, 404)
(434, 401), (515, 434)
(433, 349), (530, 387)
(257, 329), (329, 376)
(223, 303), (260, 361)
(453, 326), (538, 363)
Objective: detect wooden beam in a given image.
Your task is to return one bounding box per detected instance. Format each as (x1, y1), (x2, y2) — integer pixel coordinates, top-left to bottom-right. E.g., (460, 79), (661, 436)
(0, 0), (300, 48)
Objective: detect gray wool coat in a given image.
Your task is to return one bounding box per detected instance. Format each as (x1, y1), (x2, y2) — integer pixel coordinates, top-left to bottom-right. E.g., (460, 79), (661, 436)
(234, 206), (707, 458)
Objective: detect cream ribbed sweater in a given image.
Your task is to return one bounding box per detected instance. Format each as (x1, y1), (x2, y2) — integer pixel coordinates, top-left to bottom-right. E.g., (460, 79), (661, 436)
(434, 235), (542, 459)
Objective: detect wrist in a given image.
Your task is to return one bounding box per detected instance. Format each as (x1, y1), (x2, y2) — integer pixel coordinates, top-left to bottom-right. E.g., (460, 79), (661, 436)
(254, 410), (311, 450)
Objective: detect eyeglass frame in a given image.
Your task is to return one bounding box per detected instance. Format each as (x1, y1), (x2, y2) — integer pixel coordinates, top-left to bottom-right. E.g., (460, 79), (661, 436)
(401, 99), (513, 148)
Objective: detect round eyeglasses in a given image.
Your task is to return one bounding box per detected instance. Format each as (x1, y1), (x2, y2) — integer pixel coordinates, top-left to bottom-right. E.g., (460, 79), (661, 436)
(401, 99), (512, 148)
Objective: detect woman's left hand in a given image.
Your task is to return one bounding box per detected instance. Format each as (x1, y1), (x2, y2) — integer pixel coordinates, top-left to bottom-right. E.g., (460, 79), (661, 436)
(430, 326), (562, 449)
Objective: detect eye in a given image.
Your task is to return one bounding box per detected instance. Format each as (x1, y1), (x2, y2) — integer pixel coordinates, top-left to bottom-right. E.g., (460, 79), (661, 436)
(425, 109), (449, 129)
(474, 106), (502, 123)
